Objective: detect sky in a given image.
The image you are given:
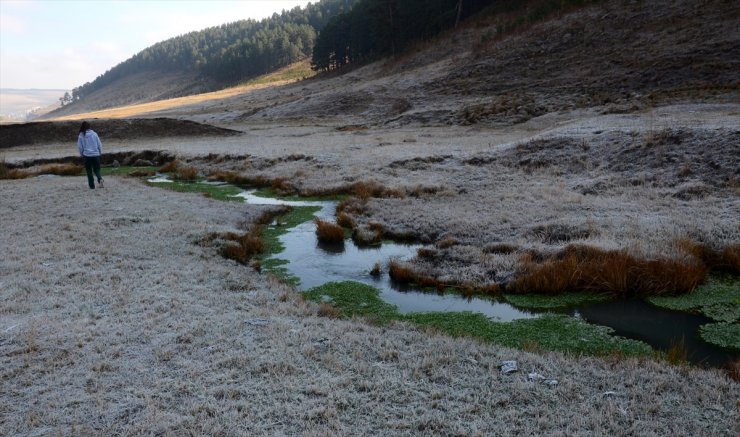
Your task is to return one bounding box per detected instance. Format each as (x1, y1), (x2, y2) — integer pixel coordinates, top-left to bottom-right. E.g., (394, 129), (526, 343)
(0, 0), (311, 90)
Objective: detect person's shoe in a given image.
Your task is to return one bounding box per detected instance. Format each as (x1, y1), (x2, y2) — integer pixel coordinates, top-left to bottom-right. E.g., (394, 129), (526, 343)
(98, 178), (104, 188)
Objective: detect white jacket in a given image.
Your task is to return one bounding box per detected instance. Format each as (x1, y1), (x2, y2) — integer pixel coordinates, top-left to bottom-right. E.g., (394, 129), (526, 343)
(77, 129), (102, 157)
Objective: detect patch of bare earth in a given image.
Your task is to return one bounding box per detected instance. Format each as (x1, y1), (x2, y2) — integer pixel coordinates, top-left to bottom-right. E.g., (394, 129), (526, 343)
(1, 176), (737, 435)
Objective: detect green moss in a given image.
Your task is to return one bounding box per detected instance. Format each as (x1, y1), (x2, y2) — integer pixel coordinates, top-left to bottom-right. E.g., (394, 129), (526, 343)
(304, 281), (400, 323)
(699, 323), (740, 351)
(101, 166), (159, 176)
(648, 275), (740, 323)
(504, 292), (611, 310)
(147, 179), (244, 202)
(303, 281), (652, 357)
(403, 312), (651, 357)
(261, 258), (300, 286)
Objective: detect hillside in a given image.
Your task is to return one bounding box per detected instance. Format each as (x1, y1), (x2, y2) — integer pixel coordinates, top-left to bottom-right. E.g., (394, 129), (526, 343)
(46, 0), (357, 118)
(47, 0), (738, 129)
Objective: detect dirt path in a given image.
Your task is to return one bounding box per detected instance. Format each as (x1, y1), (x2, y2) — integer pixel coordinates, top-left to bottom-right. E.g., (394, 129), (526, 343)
(1, 175), (736, 435)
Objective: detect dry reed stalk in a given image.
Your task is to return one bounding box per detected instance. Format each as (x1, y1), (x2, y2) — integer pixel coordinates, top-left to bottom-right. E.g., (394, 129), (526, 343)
(509, 245), (708, 297)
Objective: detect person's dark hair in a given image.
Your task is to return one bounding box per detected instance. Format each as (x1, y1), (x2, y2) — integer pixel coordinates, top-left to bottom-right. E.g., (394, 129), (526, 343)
(79, 121), (91, 134)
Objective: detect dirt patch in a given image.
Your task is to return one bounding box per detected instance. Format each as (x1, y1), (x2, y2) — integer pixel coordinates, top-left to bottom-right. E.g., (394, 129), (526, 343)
(0, 118), (242, 148)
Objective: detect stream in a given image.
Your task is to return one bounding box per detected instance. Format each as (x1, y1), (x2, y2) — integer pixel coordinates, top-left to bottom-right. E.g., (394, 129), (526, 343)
(235, 189), (736, 367)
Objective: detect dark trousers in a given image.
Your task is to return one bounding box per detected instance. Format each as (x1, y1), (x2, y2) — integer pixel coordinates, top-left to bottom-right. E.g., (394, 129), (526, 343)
(83, 156), (102, 189)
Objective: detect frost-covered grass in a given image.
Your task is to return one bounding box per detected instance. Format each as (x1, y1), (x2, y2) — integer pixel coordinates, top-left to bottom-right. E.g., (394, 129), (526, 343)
(2, 154), (738, 436)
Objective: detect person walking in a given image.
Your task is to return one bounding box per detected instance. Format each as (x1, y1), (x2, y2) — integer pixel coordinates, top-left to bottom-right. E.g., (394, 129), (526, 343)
(77, 121), (104, 189)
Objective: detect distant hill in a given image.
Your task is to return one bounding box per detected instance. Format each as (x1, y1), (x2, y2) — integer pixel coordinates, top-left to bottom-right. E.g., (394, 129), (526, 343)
(0, 89), (68, 121)
(50, 0), (359, 117)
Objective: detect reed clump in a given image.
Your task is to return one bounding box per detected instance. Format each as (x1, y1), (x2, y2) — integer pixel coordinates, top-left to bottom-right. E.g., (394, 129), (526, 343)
(315, 219), (345, 244)
(0, 161), (83, 179)
(508, 244), (709, 297)
(158, 160), (179, 173)
(219, 229), (265, 265)
(388, 260), (416, 284)
(172, 166), (199, 181)
(336, 211), (355, 228)
(676, 239), (740, 274)
(353, 180), (405, 201)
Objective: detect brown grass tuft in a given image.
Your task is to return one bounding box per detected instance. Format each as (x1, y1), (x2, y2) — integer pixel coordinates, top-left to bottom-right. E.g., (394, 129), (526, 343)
(437, 236), (459, 249)
(129, 169), (156, 177)
(388, 260), (415, 284)
(315, 219), (345, 244)
(370, 262), (381, 276)
(353, 180), (405, 200)
(665, 337), (688, 365)
(508, 244), (708, 297)
(725, 357), (740, 382)
(271, 177), (295, 195)
(720, 244), (740, 274)
(38, 163), (83, 176)
(336, 211), (355, 228)
(172, 166), (199, 181)
(317, 303), (341, 318)
(219, 230), (265, 265)
(417, 248), (438, 259)
(677, 239), (740, 274)
(159, 161), (179, 173)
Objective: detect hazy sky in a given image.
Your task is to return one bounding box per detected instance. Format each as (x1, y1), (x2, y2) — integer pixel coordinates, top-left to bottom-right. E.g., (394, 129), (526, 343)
(0, 0), (311, 90)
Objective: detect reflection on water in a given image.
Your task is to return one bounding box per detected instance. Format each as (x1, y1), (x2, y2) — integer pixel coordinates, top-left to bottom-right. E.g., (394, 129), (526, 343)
(574, 300), (735, 367)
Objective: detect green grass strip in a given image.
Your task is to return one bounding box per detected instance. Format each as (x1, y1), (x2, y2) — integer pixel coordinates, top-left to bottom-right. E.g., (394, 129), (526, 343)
(101, 166), (159, 176)
(304, 281), (652, 357)
(503, 292), (612, 310)
(699, 322), (740, 351)
(648, 275), (740, 323)
(147, 179), (244, 202)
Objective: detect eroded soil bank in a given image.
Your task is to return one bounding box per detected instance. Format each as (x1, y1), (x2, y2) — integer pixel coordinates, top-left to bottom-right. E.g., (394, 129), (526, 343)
(1, 175), (737, 435)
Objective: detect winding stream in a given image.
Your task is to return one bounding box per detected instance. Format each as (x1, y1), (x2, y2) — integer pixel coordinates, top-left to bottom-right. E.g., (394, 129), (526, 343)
(147, 176), (736, 367)
(235, 190), (737, 367)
